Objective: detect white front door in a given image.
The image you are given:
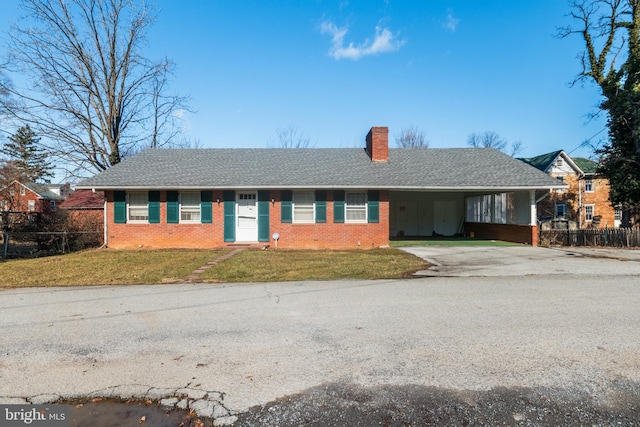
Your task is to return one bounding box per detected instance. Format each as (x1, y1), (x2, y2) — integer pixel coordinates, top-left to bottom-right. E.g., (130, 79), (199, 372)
(236, 192), (258, 241)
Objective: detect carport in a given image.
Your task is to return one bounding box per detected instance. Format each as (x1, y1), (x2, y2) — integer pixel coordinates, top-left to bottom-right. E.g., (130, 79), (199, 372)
(389, 189), (540, 245)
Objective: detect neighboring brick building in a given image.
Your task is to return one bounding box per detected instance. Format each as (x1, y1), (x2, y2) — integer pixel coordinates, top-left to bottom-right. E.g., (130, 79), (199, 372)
(59, 189), (105, 233)
(520, 150), (619, 228)
(0, 180), (68, 215)
(77, 126), (564, 249)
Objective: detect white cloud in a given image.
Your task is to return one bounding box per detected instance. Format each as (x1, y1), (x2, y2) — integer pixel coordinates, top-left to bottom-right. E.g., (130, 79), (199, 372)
(320, 21), (405, 60)
(444, 9), (460, 32)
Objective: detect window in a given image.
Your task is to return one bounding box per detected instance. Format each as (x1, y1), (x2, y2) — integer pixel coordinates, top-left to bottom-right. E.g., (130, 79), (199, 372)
(0, 200), (6, 211)
(28, 200), (35, 212)
(9, 187), (14, 196)
(345, 192), (367, 222)
(19, 186), (26, 196)
(615, 206), (623, 221)
(494, 193), (507, 224)
(180, 192), (201, 222)
(293, 191), (314, 223)
(555, 204), (566, 218)
(555, 158), (564, 168)
(465, 194), (492, 223)
(585, 204), (594, 222)
(128, 192), (148, 221)
(584, 179), (593, 192)
(50, 200), (56, 211)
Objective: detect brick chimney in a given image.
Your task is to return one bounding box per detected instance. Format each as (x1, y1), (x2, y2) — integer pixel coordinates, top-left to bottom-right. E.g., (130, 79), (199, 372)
(366, 126), (389, 162)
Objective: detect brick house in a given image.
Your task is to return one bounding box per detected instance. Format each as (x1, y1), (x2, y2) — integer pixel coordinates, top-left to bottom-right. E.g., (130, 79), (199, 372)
(520, 150), (619, 228)
(76, 127), (564, 249)
(0, 180), (68, 215)
(59, 189), (105, 233)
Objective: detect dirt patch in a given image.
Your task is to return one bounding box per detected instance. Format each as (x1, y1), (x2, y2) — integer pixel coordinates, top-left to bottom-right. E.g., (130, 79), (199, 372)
(65, 399), (212, 427)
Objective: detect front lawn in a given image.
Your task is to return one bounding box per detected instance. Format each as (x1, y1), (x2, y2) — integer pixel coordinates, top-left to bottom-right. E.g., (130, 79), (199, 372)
(0, 248), (428, 287)
(199, 248), (428, 282)
(0, 249), (223, 288)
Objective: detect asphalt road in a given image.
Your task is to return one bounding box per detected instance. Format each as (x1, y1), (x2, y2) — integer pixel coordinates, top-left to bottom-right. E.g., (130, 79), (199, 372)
(1, 246), (639, 425)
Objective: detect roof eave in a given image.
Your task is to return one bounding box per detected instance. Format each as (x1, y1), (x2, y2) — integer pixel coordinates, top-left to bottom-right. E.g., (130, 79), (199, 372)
(77, 184), (568, 192)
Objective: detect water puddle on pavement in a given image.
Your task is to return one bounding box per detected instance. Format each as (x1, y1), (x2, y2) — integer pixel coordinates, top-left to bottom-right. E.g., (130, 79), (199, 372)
(67, 399), (209, 427)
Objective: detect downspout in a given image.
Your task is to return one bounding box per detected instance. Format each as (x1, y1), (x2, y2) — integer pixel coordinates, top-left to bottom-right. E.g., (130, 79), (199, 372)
(96, 188), (108, 248)
(578, 176), (583, 229)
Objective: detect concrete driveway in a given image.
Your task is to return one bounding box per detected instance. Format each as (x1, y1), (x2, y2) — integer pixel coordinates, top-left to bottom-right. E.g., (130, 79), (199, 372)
(401, 245), (640, 277)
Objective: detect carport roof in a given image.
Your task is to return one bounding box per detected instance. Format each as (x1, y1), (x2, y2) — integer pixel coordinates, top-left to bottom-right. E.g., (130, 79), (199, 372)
(77, 147), (566, 191)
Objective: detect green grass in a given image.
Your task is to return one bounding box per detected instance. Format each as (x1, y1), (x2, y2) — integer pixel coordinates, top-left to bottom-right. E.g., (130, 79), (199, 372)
(199, 248), (428, 282)
(390, 238), (520, 247)
(0, 247), (429, 287)
(0, 249), (224, 287)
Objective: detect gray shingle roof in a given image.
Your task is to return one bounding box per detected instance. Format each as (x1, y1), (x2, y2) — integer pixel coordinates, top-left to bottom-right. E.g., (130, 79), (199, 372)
(77, 147), (564, 191)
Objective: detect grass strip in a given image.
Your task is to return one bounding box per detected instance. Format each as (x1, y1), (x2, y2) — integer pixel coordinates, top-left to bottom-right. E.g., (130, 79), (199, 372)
(199, 248), (429, 282)
(0, 249), (224, 287)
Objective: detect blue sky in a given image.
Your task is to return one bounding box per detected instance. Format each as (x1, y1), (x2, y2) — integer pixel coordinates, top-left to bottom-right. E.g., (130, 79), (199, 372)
(2, 1), (607, 159)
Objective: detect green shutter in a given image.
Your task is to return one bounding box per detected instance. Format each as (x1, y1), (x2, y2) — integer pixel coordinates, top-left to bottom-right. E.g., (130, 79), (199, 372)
(114, 191), (126, 224)
(315, 190), (326, 223)
(333, 190), (345, 223)
(223, 191), (235, 242)
(148, 191), (160, 223)
(258, 190), (270, 242)
(368, 190), (379, 223)
(281, 190), (292, 223)
(166, 191), (179, 223)
(201, 191), (212, 223)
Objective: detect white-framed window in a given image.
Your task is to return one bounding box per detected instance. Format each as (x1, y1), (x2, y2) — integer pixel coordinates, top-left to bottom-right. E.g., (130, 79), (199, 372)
(584, 179), (594, 192)
(465, 194), (492, 223)
(494, 193), (507, 224)
(19, 186), (26, 196)
(180, 192), (201, 222)
(128, 192), (148, 222)
(615, 206), (623, 221)
(555, 158), (564, 167)
(293, 191), (315, 223)
(27, 200), (35, 212)
(345, 191), (367, 223)
(585, 204), (594, 222)
(9, 187), (14, 196)
(555, 204), (566, 218)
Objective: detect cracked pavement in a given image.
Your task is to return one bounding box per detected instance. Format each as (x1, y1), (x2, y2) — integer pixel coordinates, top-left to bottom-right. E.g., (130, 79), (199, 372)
(1, 246), (640, 425)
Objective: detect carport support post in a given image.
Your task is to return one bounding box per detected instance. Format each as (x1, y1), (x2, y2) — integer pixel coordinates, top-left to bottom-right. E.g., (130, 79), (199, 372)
(529, 190), (537, 226)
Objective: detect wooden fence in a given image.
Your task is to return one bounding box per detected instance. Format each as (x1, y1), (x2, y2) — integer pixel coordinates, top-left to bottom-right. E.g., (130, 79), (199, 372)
(539, 228), (640, 248)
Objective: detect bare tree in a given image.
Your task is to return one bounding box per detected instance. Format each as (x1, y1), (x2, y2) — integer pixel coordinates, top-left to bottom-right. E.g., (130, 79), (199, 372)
(467, 131), (524, 156)
(0, 65), (11, 136)
(273, 126), (314, 148)
(509, 140), (525, 157)
(467, 131), (507, 151)
(0, 0), (190, 176)
(395, 125), (429, 148)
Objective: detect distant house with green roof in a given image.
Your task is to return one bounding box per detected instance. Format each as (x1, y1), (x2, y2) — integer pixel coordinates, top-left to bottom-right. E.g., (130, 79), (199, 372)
(520, 150), (621, 228)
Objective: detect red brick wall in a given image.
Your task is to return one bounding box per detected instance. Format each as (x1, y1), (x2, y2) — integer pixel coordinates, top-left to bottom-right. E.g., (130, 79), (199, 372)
(542, 173), (617, 228)
(582, 177), (616, 228)
(464, 222), (539, 246)
(104, 190), (390, 250)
